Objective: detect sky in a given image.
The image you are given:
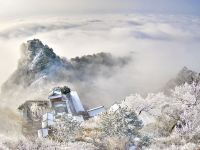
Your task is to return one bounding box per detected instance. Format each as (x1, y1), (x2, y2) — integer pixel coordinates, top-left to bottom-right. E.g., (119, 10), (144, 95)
(0, 0), (200, 21)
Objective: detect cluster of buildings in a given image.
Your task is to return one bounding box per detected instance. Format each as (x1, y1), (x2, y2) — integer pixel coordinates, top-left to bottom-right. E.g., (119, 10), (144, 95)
(18, 86), (106, 138)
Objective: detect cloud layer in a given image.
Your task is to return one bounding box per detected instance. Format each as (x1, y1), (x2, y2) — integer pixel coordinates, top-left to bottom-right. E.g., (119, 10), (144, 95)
(0, 14), (200, 107)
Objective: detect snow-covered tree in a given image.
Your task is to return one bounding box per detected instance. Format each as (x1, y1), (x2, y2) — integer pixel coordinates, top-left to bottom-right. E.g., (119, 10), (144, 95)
(30, 103), (49, 121)
(172, 82), (200, 136)
(100, 106), (143, 138)
(172, 82), (200, 106)
(99, 106), (151, 148)
(121, 93), (173, 126)
(50, 115), (82, 143)
(4, 138), (97, 150)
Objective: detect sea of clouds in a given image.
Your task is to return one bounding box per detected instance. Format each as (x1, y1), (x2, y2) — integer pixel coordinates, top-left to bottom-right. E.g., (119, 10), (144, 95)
(0, 14), (200, 101)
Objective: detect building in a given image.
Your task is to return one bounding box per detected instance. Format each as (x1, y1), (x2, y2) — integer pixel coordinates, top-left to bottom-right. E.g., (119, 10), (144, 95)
(48, 87), (85, 115)
(87, 106), (106, 118)
(18, 100), (49, 137)
(38, 86), (106, 138)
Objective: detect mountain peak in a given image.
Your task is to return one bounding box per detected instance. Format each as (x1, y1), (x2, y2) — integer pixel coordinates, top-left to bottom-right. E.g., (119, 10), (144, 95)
(164, 67), (199, 92)
(27, 39), (43, 48)
(19, 39), (60, 72)
(177, 66), (198, 82)
(25, 39), (57, 59)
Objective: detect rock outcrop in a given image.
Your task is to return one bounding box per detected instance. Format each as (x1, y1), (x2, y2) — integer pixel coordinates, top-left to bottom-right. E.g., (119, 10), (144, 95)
(164, 66), (200, 93)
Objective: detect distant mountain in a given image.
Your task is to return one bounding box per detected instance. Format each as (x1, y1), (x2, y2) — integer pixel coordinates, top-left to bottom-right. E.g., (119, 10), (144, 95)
(164, 67), (200, 92)
(1, 39), (130, 100)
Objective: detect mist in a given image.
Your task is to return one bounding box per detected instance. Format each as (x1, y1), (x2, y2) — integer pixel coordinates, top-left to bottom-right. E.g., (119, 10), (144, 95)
(0, 14), (200, 109)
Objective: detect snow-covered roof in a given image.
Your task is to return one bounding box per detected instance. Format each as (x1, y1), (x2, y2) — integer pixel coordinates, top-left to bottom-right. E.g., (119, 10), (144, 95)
(87, 106), (106, 117)
(87, 106), (105, 112)
(48, 94), (62, 100)
(70, 91), (85, 113)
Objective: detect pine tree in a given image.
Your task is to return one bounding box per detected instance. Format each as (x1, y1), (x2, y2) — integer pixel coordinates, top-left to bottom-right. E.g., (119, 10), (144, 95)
(100, 106), (143, 138)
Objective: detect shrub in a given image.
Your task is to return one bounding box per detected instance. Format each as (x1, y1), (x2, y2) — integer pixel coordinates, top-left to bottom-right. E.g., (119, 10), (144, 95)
(50, 115), (82, 143)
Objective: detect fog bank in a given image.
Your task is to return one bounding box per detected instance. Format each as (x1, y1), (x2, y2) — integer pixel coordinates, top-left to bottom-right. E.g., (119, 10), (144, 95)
(0, 14), (200, 106)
